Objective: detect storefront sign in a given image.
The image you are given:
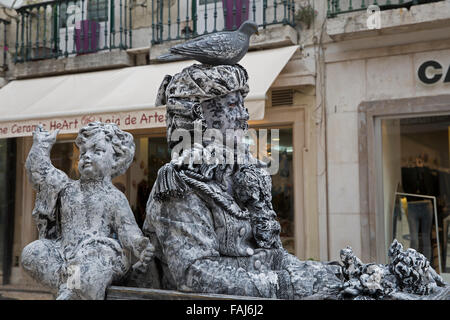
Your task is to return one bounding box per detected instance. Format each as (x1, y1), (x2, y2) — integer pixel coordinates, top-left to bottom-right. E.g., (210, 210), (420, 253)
(0, 108), (167, 139)
(418, 60), (450, 85)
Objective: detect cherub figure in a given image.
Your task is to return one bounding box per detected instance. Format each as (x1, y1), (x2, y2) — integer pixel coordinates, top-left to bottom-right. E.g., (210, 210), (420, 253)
(21, 122), (154, 300)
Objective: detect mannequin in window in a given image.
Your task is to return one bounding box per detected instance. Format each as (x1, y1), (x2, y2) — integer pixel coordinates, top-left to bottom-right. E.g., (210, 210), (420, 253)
(407, 200), (433, 261)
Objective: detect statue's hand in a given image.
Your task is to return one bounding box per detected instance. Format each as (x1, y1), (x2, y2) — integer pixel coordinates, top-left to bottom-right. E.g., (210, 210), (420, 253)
(132, 237), (155, 274)
(32, 125), (59, 149)
(140, 242), (155, 265)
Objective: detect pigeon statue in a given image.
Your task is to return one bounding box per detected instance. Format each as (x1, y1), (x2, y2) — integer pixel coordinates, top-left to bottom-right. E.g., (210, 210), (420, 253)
(157, 20), (259, 65)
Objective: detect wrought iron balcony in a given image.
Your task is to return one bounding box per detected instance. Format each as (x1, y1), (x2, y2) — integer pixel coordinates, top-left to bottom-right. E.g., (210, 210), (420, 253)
(0, 18), (9, 70)
(14, 0), (132, 63)
(151, 0), (296, 45)
(327, 0), (445, 17)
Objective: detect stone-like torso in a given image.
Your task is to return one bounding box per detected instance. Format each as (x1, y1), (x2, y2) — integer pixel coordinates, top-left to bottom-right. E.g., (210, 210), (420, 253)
(197, 180), (255, 256)
(147, 167), (285, 280)
(196, 182), (285, 271)
(58, 180), (122, 254)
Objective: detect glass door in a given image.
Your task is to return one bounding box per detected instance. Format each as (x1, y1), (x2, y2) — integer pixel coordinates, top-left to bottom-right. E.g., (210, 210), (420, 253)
(379, 115), (450, 280)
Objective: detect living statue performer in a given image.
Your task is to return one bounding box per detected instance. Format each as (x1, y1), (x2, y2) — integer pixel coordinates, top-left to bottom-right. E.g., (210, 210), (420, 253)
(143, 63), (448, 300)
(21, 122), (154, 300)
(144, 63), (342, 299)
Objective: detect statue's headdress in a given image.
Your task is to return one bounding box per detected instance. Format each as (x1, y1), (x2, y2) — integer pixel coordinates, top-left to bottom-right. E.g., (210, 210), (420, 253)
(156, 63), (249, 149)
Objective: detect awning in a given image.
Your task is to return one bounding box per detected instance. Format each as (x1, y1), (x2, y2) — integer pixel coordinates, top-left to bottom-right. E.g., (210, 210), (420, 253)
(0, 45), (299, 138)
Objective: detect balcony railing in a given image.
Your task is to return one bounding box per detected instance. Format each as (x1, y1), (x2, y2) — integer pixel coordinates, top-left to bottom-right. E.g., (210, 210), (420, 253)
(0, 18), (9, 70)
(327, 0), (445, 17)
(14, 0), (132, 63)
(151, 0), (296, 45)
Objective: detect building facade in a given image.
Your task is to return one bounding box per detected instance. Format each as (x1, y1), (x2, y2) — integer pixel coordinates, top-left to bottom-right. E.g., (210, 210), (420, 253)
(324, 0), (450, 282)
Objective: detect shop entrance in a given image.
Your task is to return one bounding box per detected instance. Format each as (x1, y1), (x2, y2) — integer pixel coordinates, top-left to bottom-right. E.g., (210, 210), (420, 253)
(0, 139), (16, 284)
(380, 115), (450, 277)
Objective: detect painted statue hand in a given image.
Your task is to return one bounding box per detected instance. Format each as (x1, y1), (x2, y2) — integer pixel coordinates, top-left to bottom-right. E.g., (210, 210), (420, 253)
(140, 242), (155, 265)
(32, 125), (59, 150)
(132, 237), (155, 274)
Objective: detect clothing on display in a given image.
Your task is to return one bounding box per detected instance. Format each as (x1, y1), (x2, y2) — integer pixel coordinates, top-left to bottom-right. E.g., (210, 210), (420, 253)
(399, 165), (450, 272)
(407, 200), (433, 261)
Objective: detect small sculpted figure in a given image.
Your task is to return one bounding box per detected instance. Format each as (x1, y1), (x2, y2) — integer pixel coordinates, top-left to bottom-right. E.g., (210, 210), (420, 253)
(388, 239), (445, 295)
(340, 246), (364, 280)
(339, 241), (447, 299)
(21, 122), (154, 300)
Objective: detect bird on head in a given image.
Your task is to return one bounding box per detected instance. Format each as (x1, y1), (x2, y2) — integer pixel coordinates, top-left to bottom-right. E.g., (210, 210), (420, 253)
(156, 20), (259, 66)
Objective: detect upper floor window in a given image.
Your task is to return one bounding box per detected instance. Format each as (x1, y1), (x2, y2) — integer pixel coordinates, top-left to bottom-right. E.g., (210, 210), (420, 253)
(59, 0), (108, 29)
(87, 0), (109, 23)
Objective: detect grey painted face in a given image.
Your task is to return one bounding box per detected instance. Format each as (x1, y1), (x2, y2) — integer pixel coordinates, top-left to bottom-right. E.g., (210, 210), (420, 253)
(78, 132), (114, 180)
(201, 91), (249, 136)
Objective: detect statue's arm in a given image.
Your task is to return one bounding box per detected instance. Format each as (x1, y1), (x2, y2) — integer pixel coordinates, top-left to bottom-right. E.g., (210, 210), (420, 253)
(148, 191), (293, 299)
(114, 192), (154, 260)
(25, 126), (71, 239)
(280, 250), (344, 298)
(25, 126), (69, 190)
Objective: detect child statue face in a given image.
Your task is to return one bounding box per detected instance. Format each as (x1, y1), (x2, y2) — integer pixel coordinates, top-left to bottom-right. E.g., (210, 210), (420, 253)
(78, 132), (115, 180)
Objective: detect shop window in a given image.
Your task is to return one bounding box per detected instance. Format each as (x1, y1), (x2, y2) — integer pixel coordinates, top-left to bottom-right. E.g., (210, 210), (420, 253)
(0, 139), (16, 284)
(269, 128), (294, 254)
(247, 127), (295, 254)
(380, 115), (450, 277)
(199, 0), (217, 5)
(127, 137), (172, 229)
(59, 0), (108, 29)
(59, 1), (77, 29)
(51, 141), (80, 180)
(87, 0), (109, 23)
(0, 141), (7, 275)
